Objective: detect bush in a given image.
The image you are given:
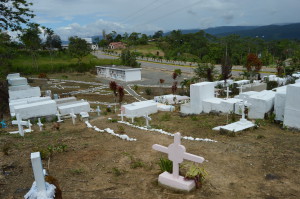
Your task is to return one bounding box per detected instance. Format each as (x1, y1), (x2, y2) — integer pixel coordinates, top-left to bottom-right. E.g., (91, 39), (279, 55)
(145, 88), (152, 95)
(267, 81), (278, 90)
(158, 157), (172, 173)
(38, 73), (48, 79)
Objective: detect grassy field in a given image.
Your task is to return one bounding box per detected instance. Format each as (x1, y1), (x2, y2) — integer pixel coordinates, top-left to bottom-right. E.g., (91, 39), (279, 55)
(10, 51), (121, 75)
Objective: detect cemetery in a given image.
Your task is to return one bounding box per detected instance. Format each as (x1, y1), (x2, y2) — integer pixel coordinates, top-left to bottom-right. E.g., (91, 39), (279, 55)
(0, 71), (300, 199)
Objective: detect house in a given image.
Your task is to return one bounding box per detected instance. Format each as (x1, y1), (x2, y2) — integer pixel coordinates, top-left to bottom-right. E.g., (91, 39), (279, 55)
(96, 65), (141, 82)
(108, 42), (126, 49)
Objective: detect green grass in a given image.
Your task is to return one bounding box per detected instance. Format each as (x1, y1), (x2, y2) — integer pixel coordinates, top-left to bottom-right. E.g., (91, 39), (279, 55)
(10, 50), (121, 75)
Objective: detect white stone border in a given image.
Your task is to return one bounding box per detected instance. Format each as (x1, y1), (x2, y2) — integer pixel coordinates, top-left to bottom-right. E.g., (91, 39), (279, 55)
(85, 121), (137, 141)
(118, 121), (217, 143)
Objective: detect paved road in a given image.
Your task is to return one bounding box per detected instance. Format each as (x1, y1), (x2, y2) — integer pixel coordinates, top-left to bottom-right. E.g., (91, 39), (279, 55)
(92, 51), (276, 77)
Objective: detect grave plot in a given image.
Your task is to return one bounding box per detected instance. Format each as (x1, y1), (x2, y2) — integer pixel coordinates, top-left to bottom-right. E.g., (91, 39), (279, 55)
(1, 111), (299, 199)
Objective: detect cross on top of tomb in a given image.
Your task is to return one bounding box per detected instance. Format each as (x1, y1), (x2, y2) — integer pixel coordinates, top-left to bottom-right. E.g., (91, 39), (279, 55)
(152, 132), (205, 179)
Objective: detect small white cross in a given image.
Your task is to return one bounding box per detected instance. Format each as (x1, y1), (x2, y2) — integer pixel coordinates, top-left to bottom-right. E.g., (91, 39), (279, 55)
(27, 120), (32, 132)
(237, 85), (243, 94)
(152, 132), (205, 179)
(96, 106), (101, 116)
(118, 109), (126, 122)
(70, 110), (77, 125)
(226, 86), (232, 99)
(37, 118), (43, 131)
(143, 113), (152, 128)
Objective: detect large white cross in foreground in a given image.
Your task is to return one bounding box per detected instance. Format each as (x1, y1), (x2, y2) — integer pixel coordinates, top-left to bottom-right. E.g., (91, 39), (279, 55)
(152, 132), (205, 191)
(10, 114), (32, 136)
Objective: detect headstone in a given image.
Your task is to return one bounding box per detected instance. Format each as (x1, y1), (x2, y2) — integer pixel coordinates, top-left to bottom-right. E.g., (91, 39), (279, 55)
(152, 133), (205, 191)
(45, 90), (52, 98)
(28, 152), (47, 198)
(56, 111), (63, 123)
(96, 106), (101, 116)
(37, 118), (43, 131)
(143, 113), (151, 128)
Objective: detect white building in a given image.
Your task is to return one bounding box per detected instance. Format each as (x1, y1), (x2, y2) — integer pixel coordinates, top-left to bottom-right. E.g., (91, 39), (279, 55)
(96, 65), (142, 82)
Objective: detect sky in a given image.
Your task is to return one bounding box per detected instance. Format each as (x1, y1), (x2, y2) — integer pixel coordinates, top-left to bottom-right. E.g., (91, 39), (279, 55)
(28, 0), (300, 40)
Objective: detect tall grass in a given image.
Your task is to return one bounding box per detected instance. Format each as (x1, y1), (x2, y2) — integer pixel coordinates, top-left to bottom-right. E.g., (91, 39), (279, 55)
(10, 50), (121, 75)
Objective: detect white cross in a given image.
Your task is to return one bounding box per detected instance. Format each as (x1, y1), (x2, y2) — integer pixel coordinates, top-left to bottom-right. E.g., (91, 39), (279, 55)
(70, 110), (77, 125)
(143, 113), (152, 128)
(56, 111), (63, 123)
(96, 106), (101, 116)
(118, 109), (126, 122)
(37, 118), (43, 131)
(30, 152), (47, 197)
(226, 86), (232, 99)
(11, 114), (27, 136)
(152, 132), (205, 179)
(27, 120), (32, 132)
(239, 100), (251, 121)
(237, 85), (243, 94)
(215, 91), (220, 98)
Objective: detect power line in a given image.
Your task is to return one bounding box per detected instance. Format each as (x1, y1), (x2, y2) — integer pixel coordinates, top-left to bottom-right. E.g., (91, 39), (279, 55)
(133, 0), (203, 29)
(121, 0), (160, 23)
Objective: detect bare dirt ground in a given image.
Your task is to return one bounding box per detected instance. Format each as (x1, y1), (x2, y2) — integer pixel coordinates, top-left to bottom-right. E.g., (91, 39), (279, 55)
(0, 73), (299, 199)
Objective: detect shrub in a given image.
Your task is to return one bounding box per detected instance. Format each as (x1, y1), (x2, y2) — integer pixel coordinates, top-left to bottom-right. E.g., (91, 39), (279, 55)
(38, 73), (48, 79)
(145, 88), (152, 95)
(184, 163), (207, 188)
(158, 157), (172, 173)
(117, 125), (125, 134)
(267, 81), (278, 90)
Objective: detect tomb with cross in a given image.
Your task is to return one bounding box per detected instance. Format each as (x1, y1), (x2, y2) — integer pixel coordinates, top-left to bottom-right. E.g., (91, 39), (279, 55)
(37, 118), (43, 131)
(152, 132), (205, 191)
(96, 106), (101, 116)
(56, 111), (63, 123)
(143, 113), (152, 128)
(70, 110), (77, 125)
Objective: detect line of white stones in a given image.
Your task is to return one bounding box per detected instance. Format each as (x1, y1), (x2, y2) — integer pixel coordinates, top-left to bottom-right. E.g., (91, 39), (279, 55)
(85, 121), (137, 141)
(118, 121), (217, 143)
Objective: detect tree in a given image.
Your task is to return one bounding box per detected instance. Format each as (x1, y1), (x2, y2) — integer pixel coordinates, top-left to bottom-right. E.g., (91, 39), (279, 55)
(153, 30), (163, 39)
(19, 23), (42, 69)
(194, 62), (216, 82)
(120, 49), (140, 67)
(68, 36), (92, 64)
(117, 86), (124, 104)
(221, 45), (232, 85)
(46, 34), (62, 49)
(0, 0), (35, 31)
(245, 53), (262, 80)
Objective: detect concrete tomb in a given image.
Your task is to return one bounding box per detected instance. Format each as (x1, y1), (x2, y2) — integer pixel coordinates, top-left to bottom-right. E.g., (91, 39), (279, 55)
(283, 83), (300, 129)
(152, 133), (205, 191)
(58, 101), (90, 116)
(122, 100), (157, 118)
(8, 77), (28, 86)
(9, 87), (41, 100)
(14, 100), (57, 119)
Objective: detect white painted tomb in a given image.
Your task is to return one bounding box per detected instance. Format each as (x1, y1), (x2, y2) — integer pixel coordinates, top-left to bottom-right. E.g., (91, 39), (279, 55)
(9, 97), (51, 116)
(157, 103), (175, 112)
(154, 94), (190, 105)
(122, 100), (157, 118)
(9, 84), (30, 91)
(54, 97), (77, 104)
(9, 87), (41, 100)
(219, 98), (242, 113)
(181, 82), (215, 114)
(274, 86), (287, 121)
(7, 73), (20, 80)
(24, 152), (56, 199)
(58, 101), (90, 115)
(214, 100), (255, 132)
(202, 98), (223, 113)
(8, 77), (28, 86)
(96, 65), (142, 82)
(152, 133), (205, 191)
(283, 83), (300, 129)
(14, 100), (57, 119)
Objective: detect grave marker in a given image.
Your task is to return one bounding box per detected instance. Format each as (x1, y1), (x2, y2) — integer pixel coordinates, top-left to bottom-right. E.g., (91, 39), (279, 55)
(37, 118), (43, 131)
(96, 106), (101, 116)
(118, 109), (125, 122)
(226, 86), (232, 99)
(70, 110), (77, 125)
(237, 85), (243, 94)
(152, 132), (205, 191)
(56, 111), (63, 123)
(30, 152), (47, 197)
(143, 113), (151, 128)
(10, 113), (25, 136)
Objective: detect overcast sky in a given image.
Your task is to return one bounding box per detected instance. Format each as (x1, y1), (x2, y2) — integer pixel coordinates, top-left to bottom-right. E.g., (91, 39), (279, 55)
(30, 0), (300, 40)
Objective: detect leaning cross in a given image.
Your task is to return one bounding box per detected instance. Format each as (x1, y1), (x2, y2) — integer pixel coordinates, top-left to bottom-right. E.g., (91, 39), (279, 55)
(143, 113), (151, 128)
(27, 120), (33, 132)
(56, 111), (63, 123)
(152, 132), (205, 179)
(30, 152), (47, 197)
(37, 118), (43, 131)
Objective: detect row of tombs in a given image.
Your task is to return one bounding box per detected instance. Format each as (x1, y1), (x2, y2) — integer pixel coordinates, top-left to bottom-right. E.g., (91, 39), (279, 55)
(7, 73), (91, 134)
